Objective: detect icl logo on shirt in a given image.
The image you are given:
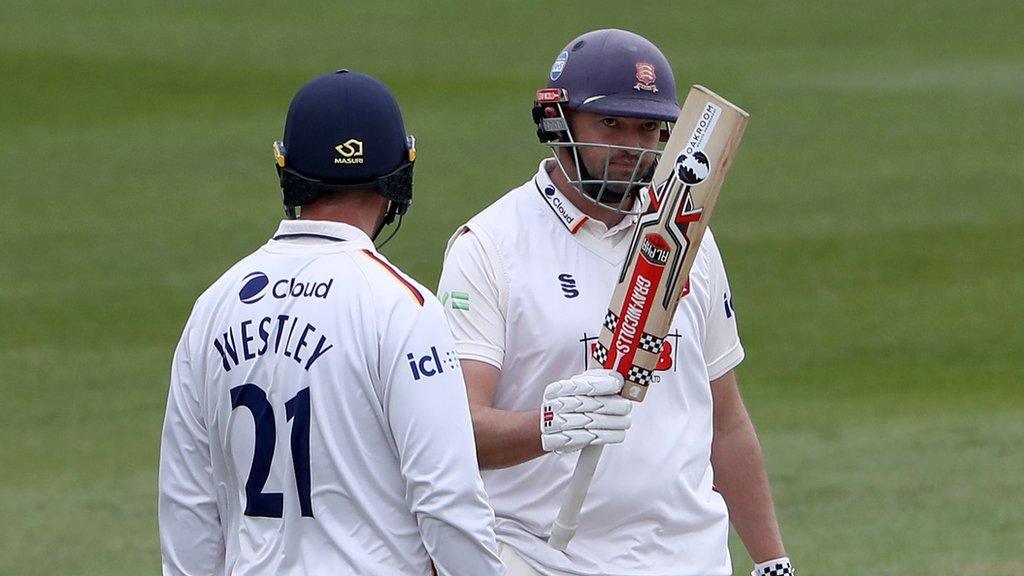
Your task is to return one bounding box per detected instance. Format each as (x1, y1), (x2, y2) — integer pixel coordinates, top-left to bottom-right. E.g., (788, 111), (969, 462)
(407, 346), (460, 380)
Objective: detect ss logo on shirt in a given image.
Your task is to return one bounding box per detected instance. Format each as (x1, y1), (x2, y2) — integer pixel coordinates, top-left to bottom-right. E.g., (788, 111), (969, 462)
(558, 273), (579, 299)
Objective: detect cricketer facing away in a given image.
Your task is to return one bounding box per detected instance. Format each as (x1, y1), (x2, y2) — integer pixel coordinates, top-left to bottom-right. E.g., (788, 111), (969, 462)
(159, 71), (505, 575)
(438, 29), (795, 576)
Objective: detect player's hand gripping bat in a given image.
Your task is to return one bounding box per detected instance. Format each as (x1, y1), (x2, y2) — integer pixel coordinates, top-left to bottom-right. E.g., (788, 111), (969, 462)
(548, 85), (749, 551)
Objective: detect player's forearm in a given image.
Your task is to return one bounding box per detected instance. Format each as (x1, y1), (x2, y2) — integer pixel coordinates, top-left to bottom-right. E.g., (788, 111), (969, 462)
(469, 403), (545, 469)
(710, 416), (786, 563)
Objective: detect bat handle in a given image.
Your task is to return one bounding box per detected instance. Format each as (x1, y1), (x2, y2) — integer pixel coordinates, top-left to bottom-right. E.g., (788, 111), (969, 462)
(549, 444), (604, 551)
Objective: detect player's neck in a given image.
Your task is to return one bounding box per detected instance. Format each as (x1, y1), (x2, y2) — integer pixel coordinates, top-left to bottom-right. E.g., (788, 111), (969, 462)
(548, 161), (626, 228)
(299, 191), (387, 239)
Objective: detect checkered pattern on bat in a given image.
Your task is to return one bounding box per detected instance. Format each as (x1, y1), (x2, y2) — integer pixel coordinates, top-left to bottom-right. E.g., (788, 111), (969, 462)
(752, 561), (795, 576)
(638, 332), (663, 354)
(592, 342), (608, 365)
(626, 365), (653, 386)
(602, 310), (618, 332)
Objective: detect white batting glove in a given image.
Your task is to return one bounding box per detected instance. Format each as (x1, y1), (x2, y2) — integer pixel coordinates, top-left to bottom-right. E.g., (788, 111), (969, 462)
(540, 369), (632, 453)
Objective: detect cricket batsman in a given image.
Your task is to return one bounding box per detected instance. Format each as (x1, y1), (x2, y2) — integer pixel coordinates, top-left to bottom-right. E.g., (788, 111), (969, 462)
(438, 29), (794, 576)
(159, 70), (505, 575)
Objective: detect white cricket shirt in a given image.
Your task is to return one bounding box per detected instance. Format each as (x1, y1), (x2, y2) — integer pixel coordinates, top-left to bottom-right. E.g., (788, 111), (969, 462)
(438, 161), (745, 576)
(159, 219), (505, 576)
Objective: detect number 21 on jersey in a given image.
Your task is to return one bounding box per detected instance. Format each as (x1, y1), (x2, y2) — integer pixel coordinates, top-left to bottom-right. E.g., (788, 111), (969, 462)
(230, 384), (313, 518)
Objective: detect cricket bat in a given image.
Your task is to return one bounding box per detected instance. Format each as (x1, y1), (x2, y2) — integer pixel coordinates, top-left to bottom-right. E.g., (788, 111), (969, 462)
(548, 85), (749, 551)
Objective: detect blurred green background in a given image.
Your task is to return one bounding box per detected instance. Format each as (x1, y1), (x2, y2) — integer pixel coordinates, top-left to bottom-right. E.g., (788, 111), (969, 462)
(2, 1), (1022, 574)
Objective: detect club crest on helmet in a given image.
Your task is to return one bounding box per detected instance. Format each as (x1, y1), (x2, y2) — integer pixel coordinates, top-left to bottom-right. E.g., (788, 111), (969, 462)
(634, 62), (658, 92)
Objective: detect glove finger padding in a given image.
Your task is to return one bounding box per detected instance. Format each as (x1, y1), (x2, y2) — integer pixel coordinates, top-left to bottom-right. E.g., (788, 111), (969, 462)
(573, 395), (633, 416)
(543, 410), (632, 432)
(542, 429), (627, 453)
(543, 369), (624, 400)
(545, 394), (632, 416)
(582, 412), (631, 430)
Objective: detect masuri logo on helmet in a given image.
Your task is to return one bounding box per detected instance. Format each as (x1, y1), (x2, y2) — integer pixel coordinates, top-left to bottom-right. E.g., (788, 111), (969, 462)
(334, 139), (364, 164)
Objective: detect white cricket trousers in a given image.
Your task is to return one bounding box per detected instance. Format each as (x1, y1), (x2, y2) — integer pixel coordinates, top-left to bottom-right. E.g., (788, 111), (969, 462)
(499, 544), (544, 576)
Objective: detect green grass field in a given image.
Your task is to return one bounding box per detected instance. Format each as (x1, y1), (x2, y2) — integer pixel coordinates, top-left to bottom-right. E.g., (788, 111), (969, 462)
(2, 1), (1022, 574)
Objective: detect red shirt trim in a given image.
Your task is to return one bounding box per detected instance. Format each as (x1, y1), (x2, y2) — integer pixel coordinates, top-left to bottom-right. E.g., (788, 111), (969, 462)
(361, 249), (425, 306)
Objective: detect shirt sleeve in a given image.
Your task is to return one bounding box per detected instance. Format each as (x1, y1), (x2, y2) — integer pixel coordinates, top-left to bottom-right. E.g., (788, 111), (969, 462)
(701, 230), (745, 380)
(437, 227), (507, 369)
(378, 294), (506, 576)
(158, 317), (225, 575)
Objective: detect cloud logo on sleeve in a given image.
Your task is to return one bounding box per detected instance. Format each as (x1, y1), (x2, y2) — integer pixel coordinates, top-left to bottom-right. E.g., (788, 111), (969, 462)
(239, 272), (270, 304)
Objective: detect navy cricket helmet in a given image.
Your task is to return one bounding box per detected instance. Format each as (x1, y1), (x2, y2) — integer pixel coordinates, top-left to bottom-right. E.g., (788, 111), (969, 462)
(532, 29), (680, 212)
(545, 29), (679, 123)
(274, 70), (416, 224)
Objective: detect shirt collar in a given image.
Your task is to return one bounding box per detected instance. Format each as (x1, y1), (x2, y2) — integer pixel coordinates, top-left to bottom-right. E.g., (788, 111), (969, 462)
(533, 160), (591, 235)
(271, 219), (374, 246)
(533, 159), (640, 239)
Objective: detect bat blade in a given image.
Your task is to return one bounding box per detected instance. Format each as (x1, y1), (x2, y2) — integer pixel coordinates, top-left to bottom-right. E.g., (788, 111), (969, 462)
(549, 85), (749, 551)
(594, 85), (749, 401)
